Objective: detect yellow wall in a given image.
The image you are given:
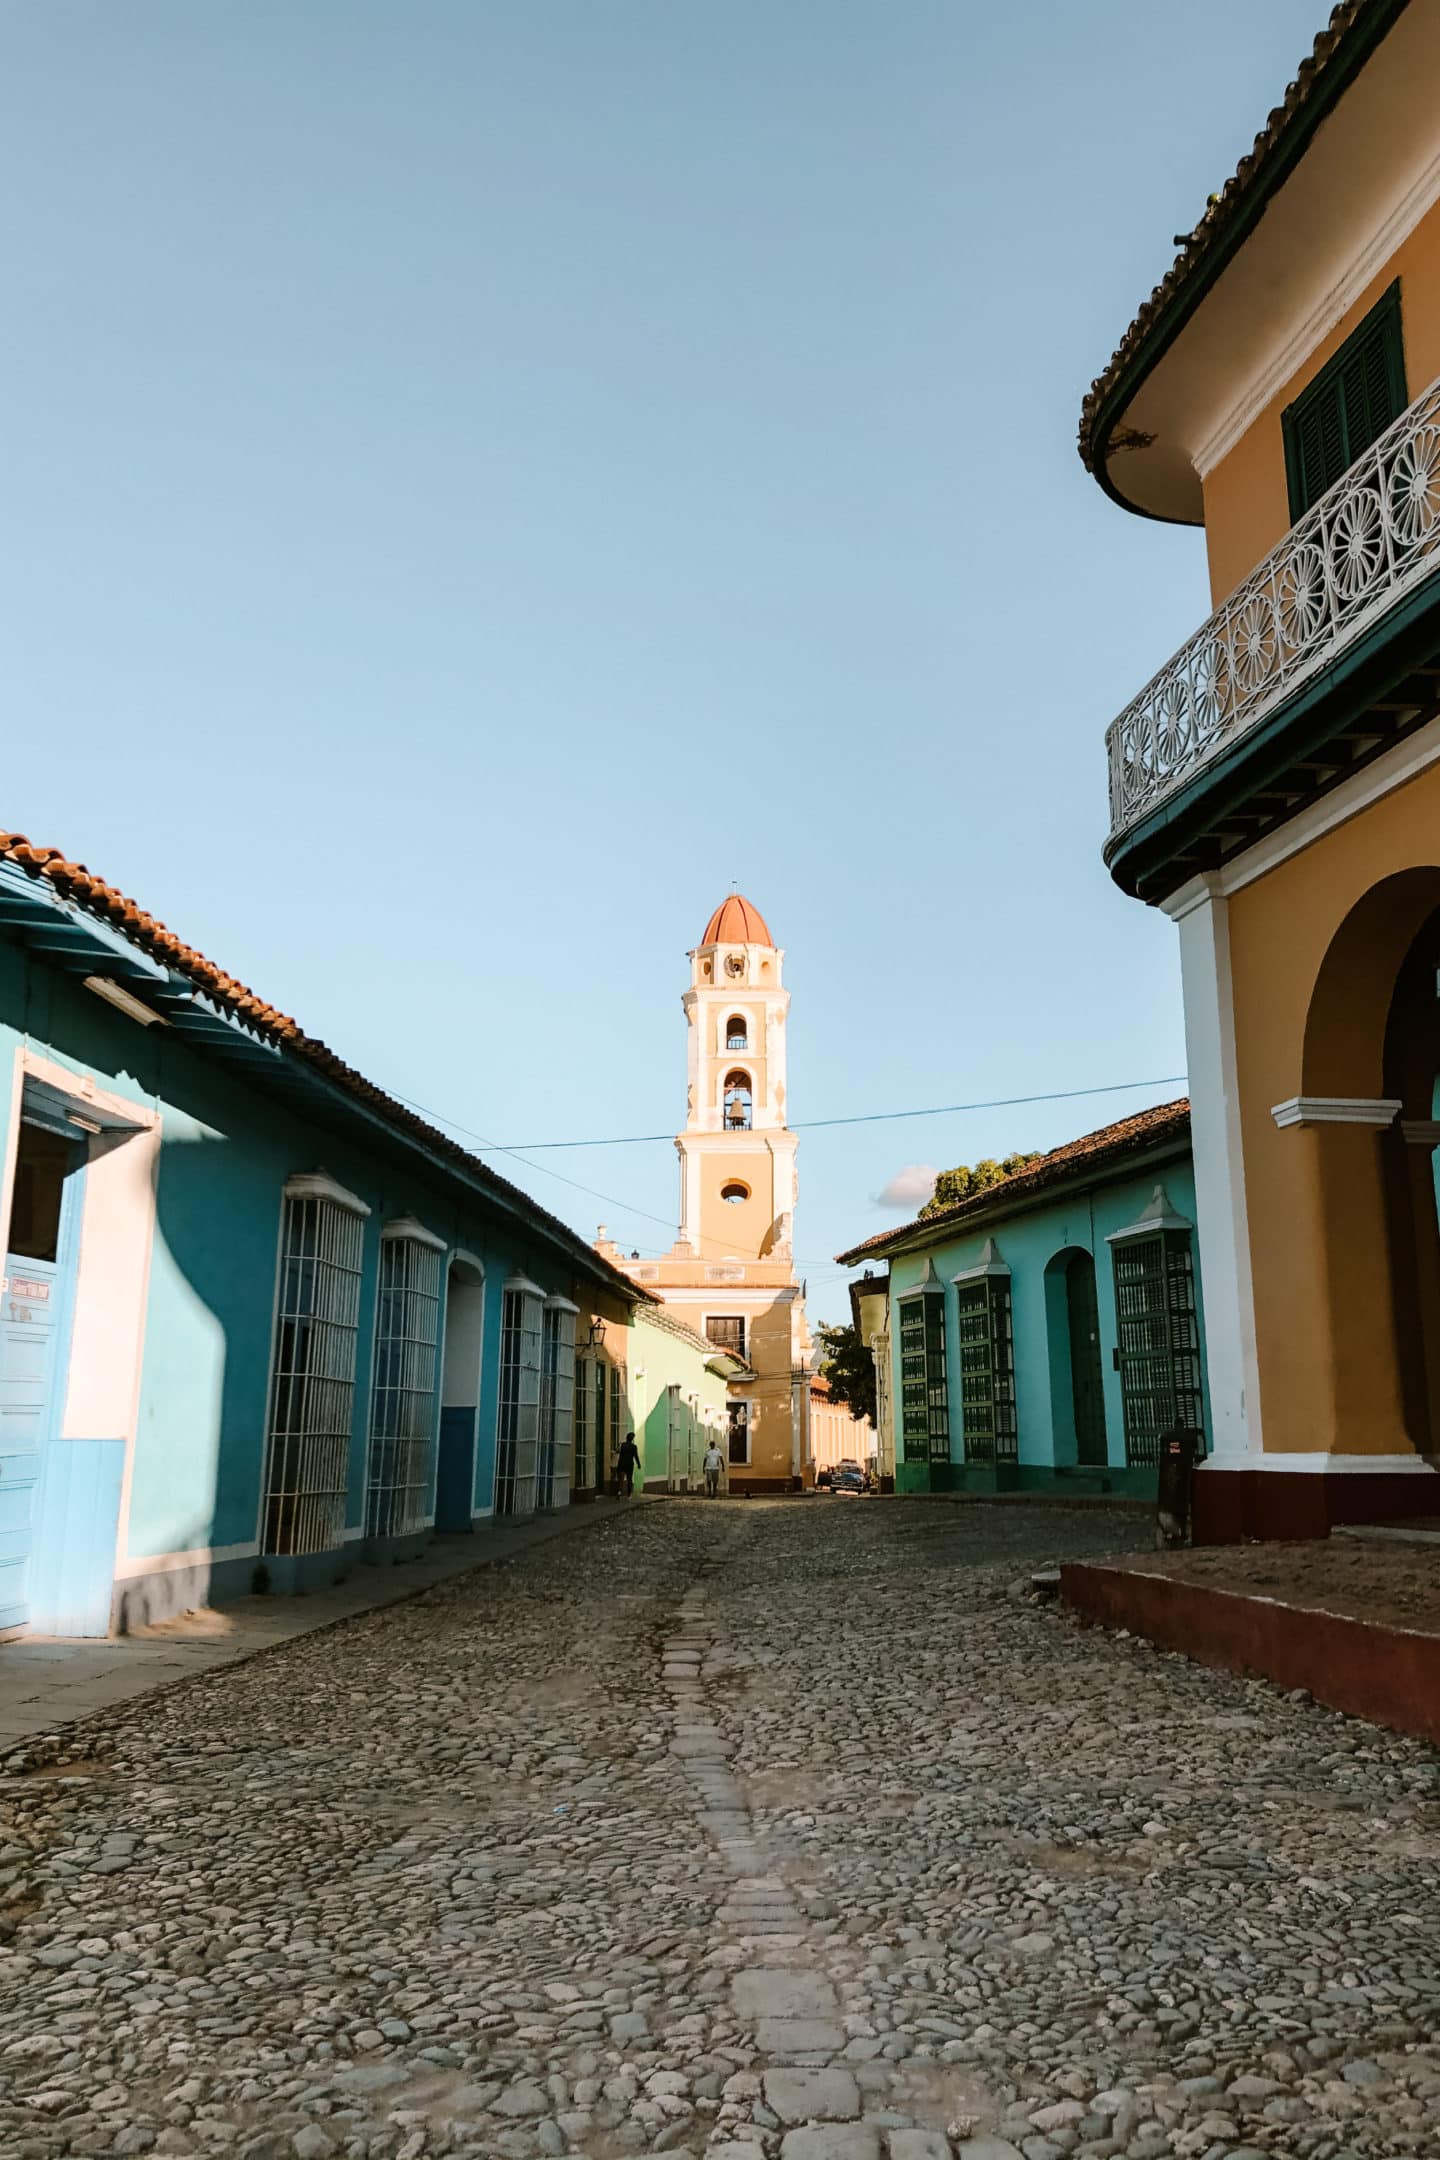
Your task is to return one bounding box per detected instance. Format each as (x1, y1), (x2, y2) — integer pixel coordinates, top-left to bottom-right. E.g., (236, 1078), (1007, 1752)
(1228, 762), (1440, 1455)
(699, 1147), (775, 1260)
(1202, 197), (1440, 605)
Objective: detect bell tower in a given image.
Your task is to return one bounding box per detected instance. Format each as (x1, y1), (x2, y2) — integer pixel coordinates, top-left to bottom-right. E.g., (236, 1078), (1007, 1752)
(677, 892), (797, 1265)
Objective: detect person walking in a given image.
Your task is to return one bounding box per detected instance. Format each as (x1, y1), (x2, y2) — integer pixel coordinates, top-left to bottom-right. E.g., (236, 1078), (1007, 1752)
(702, 1439), (725, 1499)
(616, 1431), (641, 1498)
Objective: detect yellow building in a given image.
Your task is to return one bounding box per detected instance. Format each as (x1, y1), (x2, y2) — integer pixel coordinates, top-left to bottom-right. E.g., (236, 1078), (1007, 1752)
(1082, 0), (1440, 1537)
(598, 894), (812, 1492)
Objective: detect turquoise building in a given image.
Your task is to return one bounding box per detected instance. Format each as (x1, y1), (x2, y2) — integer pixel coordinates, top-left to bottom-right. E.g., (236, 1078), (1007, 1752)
(0, 835), (646, 1638)
(837, 1102), (1207, 1497)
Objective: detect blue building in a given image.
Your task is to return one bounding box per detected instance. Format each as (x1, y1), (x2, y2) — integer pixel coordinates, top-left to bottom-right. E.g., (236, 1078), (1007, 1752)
(0, 835), (647, 1638)
(837, 1102), (1208, 1497)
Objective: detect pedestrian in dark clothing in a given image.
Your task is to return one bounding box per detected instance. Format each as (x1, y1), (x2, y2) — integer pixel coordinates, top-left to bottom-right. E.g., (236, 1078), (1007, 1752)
(616, 1432), (641, 1497)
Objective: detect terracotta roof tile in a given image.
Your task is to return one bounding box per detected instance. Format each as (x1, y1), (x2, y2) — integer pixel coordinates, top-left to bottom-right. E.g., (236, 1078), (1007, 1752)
(0, 830), (651, 1300)
(1078, 1), (1391, 487)
(836, 1098), (1190, 1264)
(699, 893), (774, 948)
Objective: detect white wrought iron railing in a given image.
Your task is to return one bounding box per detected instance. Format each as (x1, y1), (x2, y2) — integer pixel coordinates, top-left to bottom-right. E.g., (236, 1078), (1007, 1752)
(1107, 374), (1440, 841)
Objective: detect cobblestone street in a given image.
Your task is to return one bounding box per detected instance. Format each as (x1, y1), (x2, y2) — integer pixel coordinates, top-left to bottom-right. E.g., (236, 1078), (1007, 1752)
(4, 1500), (1440, 2160)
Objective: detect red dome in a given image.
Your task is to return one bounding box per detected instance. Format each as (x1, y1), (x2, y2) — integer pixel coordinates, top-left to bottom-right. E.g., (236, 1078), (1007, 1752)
(700, 893), (774, 947)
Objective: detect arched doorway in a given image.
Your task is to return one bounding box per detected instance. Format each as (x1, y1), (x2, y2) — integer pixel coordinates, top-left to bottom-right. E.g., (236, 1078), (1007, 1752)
(436, 1257), (485, 1532)
(1298, 868), (1440, 1457)
(1064, 1251), (1108, 1466)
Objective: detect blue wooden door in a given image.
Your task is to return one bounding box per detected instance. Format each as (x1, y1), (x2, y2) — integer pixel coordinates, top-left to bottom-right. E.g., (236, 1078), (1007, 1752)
(0, 1121), (84, 1632)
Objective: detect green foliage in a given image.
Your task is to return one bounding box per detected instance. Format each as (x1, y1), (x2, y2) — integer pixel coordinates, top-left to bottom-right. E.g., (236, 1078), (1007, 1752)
(919, 1151), (1042, 1219)
(816, 1322), (877, 1426)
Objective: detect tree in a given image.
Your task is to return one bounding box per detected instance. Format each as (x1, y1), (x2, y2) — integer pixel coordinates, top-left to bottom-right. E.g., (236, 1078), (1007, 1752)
(816, 1322), (877, 1425)
(919, 1151), (1041, 1219)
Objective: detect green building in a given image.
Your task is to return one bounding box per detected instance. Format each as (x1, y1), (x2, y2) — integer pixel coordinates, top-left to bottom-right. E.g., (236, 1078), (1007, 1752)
(836, 1102), (1208, 1497)
(629, 1302), (745, 1492)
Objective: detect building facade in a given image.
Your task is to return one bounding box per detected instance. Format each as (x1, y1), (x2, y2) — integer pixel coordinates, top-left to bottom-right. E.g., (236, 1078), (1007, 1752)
(0, 836), (646, 1638)
(1081, 0), (1440, 1538)
(600, 894), (813, 1491)
(849, 1269), (895, 1488)
(838, 1105), (1207, 1497)
(807, 1373), (878, 1478)
(629, 1302), (742, 1492)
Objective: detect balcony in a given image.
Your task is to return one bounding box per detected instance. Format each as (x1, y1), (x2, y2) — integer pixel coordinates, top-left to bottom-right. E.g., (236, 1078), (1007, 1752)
(1107, 375), (1440, 857)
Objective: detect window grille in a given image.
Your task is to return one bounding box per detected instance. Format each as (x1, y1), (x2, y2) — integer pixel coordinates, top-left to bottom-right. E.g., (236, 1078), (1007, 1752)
(1111, 1232), (1204, 1468)
(898, 1294), (948, 1463)
(1283, 281), (1406, 518)
(707, 1314), (746, 1358)
(494, 1278), (544, 1517)
(726, 1016), (748, 1049)
(264, 1184), (367, 1556)
(727, 1399), (750, 1465)
(575, 1353), (591, 1490)
(366, 1232), (442, 1539)
(610, 1363), (625, 1469)
(594, 1357), (608, 1489)
(538, 1298), (576, 1509)
(954, 1277), (1017, 1465)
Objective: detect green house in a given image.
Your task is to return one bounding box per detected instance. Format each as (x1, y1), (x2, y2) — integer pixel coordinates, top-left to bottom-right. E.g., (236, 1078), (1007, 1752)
(837, 1102), (1208, 1497)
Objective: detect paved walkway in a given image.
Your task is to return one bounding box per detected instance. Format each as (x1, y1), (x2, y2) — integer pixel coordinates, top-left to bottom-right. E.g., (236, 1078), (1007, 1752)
(0, 1500), (639, 1751)
(2, 1498), (1438, 2160)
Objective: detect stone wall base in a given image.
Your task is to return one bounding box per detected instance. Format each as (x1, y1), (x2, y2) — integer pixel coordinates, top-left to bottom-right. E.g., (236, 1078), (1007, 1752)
(1194, 1462), (1440, 1543)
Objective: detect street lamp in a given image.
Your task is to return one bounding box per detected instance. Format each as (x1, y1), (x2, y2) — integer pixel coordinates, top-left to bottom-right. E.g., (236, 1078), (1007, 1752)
(586, 1317), (607, 1350)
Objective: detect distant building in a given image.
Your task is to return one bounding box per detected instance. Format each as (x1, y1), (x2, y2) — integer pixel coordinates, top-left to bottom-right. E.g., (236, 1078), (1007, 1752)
(837, 1104), (1206, 1496)
(0, 833), (646, 1638)
(807, 1371), (877, 1478)
(1080, 1), (1440, 1537)
(600, 894), (813, 1491)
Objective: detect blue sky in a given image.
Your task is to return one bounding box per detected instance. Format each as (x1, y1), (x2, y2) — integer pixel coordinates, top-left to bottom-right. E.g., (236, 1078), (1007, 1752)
(3, 1), (1323, 1320)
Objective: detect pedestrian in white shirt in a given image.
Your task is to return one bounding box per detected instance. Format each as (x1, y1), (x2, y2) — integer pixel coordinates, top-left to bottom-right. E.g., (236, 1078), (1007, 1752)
(702, 1441), (725, 1498)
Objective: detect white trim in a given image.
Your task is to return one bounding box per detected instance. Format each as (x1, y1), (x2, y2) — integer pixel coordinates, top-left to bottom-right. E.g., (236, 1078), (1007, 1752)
(449, 1248), (485, 1278)
(951, 1237), (1010, 1283)
(81, 975), (170, 1029)
(543, 1293), (580, 1315)
(284, 1170), (370, 1218)
(113, 1539), (260, 1581)
(1193, 145), (1440, 479)
(1106, 1182), (1195, 1242)
(1159, 720), (1440, 912)
(1400, 1120), (1440, 1145)
(1197, 1451), (1439, 1475)
(1172, 892), (1265, 1466)
(381, 1214), (445, 1251)
(1271, 1096), (1401, 1129)
(504, 1272), (545, 1300)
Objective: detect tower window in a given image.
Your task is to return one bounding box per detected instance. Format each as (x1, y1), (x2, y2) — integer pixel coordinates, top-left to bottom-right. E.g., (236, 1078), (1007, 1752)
(707, 1315), (746, 1358)
(726, 1016), (748, 1050)
(720, 1180), (750, 1205)
(723, 1071), (753, 1130)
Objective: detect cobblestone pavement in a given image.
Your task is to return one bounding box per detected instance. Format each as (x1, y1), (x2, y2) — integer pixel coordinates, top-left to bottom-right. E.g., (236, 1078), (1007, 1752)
(3, 1499), (1439, 2160)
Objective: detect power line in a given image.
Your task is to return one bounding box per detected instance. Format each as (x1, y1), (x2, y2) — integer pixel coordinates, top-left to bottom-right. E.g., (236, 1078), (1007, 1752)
(498, 1075), (1188, 1151)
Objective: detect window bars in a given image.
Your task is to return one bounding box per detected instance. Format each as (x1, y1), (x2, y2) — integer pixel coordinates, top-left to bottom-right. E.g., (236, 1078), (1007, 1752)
(954, 1278), (1018, 1466)
(1111, 1232), (1204, 1469)
(574, 1353), (591, 1492)
(263, 1184), (367, 1556)
(365, 1232), (442, 1540)
(538, 1298), (576, 1510)
(494, 1277), (544, 1517)
(898, 1294), (949, 1464)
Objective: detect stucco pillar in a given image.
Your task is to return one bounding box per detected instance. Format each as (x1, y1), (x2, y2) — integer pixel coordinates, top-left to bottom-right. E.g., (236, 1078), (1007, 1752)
(1165, 879), (1264, 1466)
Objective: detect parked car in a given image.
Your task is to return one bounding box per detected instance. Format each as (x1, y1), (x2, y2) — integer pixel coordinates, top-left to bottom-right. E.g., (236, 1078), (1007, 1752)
(831, 1459), (868, 1495)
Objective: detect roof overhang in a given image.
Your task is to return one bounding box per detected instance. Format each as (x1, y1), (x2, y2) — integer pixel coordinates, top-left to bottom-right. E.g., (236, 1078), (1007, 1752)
(1085, 0), (1427, 524)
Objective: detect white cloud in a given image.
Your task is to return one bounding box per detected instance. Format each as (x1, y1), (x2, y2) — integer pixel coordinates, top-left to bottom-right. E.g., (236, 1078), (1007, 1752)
(874, 1164), (937, 1210)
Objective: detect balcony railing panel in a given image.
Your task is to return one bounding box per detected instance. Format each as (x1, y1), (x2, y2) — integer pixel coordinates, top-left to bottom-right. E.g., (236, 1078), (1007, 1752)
(1107, 375), (1440, 843)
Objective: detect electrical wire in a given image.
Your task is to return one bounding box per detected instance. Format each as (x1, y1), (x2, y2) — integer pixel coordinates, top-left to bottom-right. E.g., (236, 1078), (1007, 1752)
(388, 1072), (1187, 1270)
(499, 1075), (1188, 1150)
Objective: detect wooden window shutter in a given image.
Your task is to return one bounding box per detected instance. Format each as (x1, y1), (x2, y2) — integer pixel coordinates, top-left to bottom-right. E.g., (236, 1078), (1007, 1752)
(1283, 282), (1406, 521)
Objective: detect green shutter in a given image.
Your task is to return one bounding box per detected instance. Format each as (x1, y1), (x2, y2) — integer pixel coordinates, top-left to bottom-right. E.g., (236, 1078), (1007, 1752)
(1283, 282), (1406, 520)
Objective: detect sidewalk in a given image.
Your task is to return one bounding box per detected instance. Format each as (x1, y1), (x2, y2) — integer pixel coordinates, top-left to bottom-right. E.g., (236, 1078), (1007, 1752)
(0, 1498), (642, 1752)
